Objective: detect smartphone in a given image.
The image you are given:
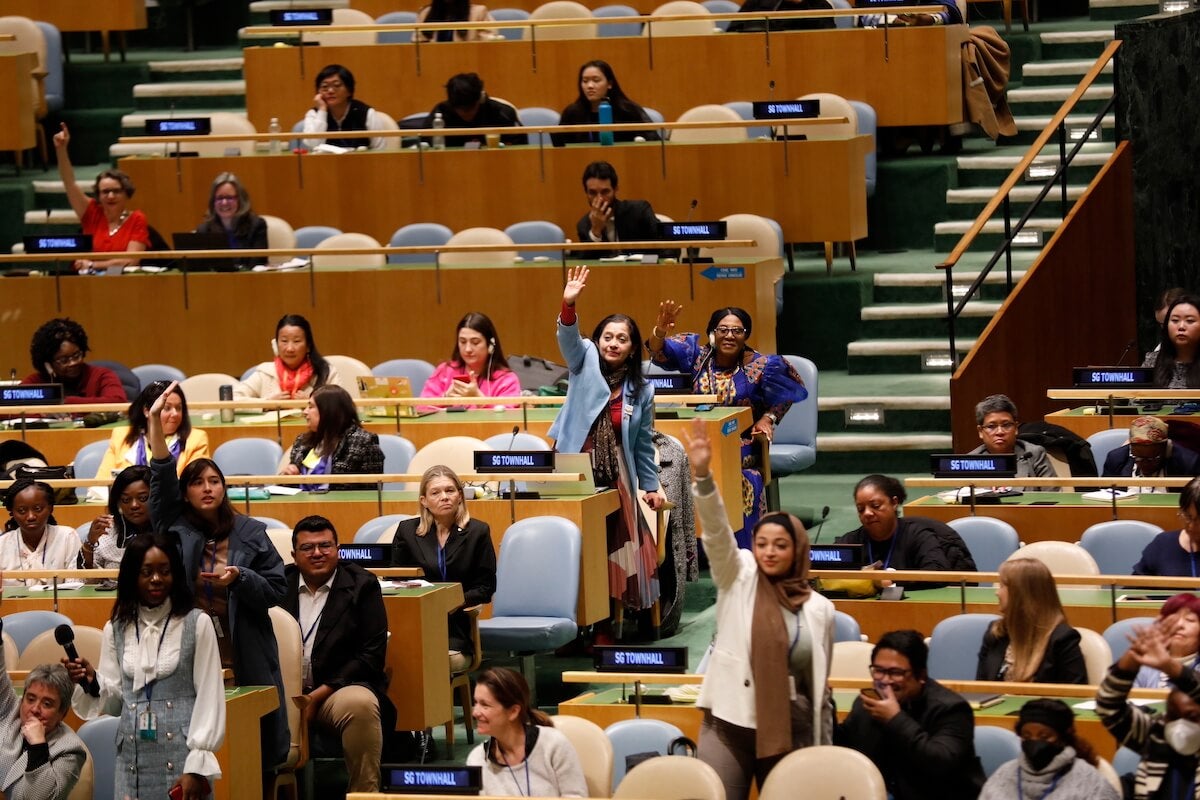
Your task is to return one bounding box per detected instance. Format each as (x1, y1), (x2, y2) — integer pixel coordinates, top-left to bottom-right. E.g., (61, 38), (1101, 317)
(860, 687), (880, 700)
(168, 784), (183, 800)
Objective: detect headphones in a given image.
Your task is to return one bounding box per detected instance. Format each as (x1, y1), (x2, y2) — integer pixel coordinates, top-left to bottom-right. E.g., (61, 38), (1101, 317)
(708, 332), (716, 348)
(487, 338), (496, 355)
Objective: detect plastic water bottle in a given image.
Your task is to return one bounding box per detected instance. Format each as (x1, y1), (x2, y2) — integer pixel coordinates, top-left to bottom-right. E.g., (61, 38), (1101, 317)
(268, 117), (281, 154)
(598, 99), (614, 147)
(432, 112), (446, 150)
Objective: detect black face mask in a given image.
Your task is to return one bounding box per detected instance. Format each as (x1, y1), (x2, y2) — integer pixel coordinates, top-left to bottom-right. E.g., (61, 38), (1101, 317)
(1022, 739), (1065, 771)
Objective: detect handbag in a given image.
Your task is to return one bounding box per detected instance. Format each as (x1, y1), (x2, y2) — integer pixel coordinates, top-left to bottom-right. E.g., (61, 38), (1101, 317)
(6, 464), (77, 505)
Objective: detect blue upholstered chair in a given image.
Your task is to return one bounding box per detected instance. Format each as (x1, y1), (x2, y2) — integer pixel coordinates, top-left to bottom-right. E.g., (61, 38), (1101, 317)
(378, 434), (418, 491)
(2, 610), (73, 652)
(517, 106), (561, 145)
(768, 355), (819, 476)
(722, 101), (772, 140)
(1079, 519), (1163, 575)
(77, 715), (120, 800)
(376, 10), (418, 42)
(974, 725), (1021, 778)
(1103, 617), (1157, 661)
(294, 226), (343, 250)
(505, 220), (566, 260)
(213, 437), (283, 477)
(387, 222), (453, 264)
(354, 514), (413, 544)
(594, 4), (643, 36)
(1087, 428), (1129, 474)
(371, 359), (437, 394)
(491, 7), (532, 39)
(833, 610), (864, 642)
(73, 439), (111, 498)
(927, 613), (1000, 680)
(947, 516), (1020, 574)
(605, 719), (686, 791)
(132, 363), (187, 386)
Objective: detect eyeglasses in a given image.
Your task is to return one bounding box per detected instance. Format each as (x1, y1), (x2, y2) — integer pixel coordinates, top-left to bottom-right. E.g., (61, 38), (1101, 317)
(981, 422), (1016, 433)
(318, 81), (346, 92)
(214, 195), (239, 204)
(868, 665), (911, 680)
(98, 187), (126, 196)
(52, 350), (85, 367)
(1180, 511), (1199, 526)
(297, 541), (336, 554)
(713, 326), (747, 337)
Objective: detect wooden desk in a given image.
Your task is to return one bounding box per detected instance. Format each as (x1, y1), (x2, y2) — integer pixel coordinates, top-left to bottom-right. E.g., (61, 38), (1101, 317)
(118, 139), (868, 246)
(904, 492), (1181, 543)
(0, 52), (36, 153)
(0, 1), (147, 31)
(0, 260), (782, 382)
(217, 687), (280, 800)
(1046, 407), (1200, 439)
(243, 27), (965, 130)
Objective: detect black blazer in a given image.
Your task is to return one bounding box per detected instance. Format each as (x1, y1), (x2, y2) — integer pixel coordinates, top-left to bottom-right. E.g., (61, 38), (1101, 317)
(573, 198), (678, 259)
(975, 620), (1088, 684)
(391, 517), (496, 655)
(1102, 442), (1200, 483)
(282, 561), (393, 710)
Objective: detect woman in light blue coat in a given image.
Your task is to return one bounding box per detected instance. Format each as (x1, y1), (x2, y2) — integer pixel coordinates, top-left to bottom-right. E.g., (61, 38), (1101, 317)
(549, 266), (665, 619)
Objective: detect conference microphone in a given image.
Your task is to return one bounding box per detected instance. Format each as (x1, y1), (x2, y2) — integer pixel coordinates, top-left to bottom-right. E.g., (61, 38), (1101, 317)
(506, 425), (520, 450)
(768, 79), (776, 101)
(1115, 339), (1137, 366)
(685, 198), (699, 222)
(809, 505), (831, 543)
(56, 624), (99, 695)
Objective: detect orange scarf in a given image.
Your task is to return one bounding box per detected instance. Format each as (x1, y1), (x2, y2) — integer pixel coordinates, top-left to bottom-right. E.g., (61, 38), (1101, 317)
(275, 357), (314, 396)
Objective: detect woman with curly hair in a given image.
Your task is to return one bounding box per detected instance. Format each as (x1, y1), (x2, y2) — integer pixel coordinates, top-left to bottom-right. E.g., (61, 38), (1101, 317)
(20, 318), (127, 404)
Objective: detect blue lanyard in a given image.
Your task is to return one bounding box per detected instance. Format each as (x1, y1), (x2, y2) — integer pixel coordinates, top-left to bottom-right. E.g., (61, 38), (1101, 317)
(302, 608), (323, 646)
(866, 535), (898, 570)
(504, 758), (531, 797)
(1171, 764), (1197, 800)
(1016, 770), (1059, 800)
(134, 617), (171, 702)
(437, 542), (448, 581)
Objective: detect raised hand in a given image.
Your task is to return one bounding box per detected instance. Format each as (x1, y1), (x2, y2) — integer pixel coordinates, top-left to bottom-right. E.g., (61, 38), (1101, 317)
(53, 122), (69, 150)
(683, 417), (712, 479)
(563, 265), (589, 306)
(655, 300), (683, 336)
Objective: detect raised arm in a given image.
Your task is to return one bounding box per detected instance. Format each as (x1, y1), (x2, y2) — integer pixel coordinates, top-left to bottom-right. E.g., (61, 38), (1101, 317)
(556, 266), (590, 373)
(146, 381), (178, 459)
(685, 418), (741, 589)
(53, 124), (90, 220)
(646, 300), (684, 363)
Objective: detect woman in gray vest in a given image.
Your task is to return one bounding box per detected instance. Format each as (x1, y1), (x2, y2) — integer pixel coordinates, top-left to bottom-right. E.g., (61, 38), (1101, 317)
(66, 533), (225, 800)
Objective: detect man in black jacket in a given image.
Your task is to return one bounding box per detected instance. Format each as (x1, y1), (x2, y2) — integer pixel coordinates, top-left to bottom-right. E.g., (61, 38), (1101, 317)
(574, 161), (676, 259)
(1102, 416), (1200, 486)
(283, 515), (394, 793)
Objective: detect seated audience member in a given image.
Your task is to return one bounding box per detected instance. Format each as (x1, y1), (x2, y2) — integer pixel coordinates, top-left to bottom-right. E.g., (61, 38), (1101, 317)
(420, 312), (522, 404)
(235, 314), (341, 401)
(1101, 416), (1200, 487)
(968, 394), (1058, 487)
(573, 161), (674, 259)
(194, 172), (268, 268)
(552, 61), (661, 147)
(835, 474), (977, 572)
(858, 0), (962, 25)
(284, 515), (394, 793)
(392, 466), (496, 672)
(728, 0), (835, 32)
(80, 466), (154, 570)
(424, 73), (523, 148)
(466, 667), (587, 797)
(1134, 478), (1200, 576)
(1135, 593), (1200, 688)
(1095, 617), (1200, 799)
(1157, 288), (1190, 329)
(20, 318), (127, 404)
(302, 64), (386, 151)
(976, 558), (1087, 684)
(282, 385), (384, 491)
(979, 698), (1118, 800)
(836, 629), (985, 800)
(93, 380), (210, 487)
(52, 123), (148, 274)
(1143, 295), (1200, 389)
(0, 615), (85, 800)
(1, 481), (81, 586)
(416, 0), (500, 41)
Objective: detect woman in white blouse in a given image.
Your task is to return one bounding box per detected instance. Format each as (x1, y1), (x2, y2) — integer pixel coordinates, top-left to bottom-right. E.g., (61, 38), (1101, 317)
(65, 534), (225, 800)
(0, 480), (80, 587)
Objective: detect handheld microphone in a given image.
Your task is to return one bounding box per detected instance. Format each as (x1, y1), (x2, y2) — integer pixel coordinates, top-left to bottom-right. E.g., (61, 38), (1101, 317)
(1115, 339), (1136, 366)
(809, 506), (831, 544)
(56, 624), (98, 694)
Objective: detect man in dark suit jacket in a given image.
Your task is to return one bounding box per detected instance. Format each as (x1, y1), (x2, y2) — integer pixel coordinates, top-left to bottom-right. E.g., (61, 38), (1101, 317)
(574, 161), (677, 259)
(283, 515), (394, 793)
(1101, 416), (1200, 486)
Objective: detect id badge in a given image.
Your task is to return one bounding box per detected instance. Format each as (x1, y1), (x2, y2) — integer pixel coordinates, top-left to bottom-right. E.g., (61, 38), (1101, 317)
(138, 709), (158, 741)
(210, 613), (223, 638)
(302, 656), (313, 690)
(788, 675), (797, 702)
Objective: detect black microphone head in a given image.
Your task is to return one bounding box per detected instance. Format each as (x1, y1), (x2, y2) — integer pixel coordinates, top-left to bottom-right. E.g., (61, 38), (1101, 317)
(821, 505), (830, 519)
(769, 80), (776, 90)
(690, 199), (698, 209)
(54, 624), (74, 645)
(512, 425), (520, 435)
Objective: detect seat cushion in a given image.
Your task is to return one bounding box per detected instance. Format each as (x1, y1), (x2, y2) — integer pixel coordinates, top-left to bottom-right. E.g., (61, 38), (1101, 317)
(479, 616), (578, 652)
(769, 444), (816, 475)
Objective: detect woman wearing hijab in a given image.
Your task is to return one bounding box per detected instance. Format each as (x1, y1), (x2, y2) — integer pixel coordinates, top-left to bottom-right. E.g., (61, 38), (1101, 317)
(683, 418), (833, 800)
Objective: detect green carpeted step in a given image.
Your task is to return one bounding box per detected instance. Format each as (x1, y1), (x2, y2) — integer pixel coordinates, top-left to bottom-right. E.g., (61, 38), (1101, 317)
(56, 109), (130, 166)
(817, 407), (951, 434)
(1039, 29), (1114, 59)
(846, 338), (972, 375)
(1008, 113), (1117, 147)
(1021, 58), (1114, 86)
(30, 180), (93, 211)
(1088, 0), (1158, 20)
(952, 146), (1110, 187)
(813, 433), (953, 473)
(871, 268), (1028, 303)
(149, 57), (245, 83)
(1008, 84), (1113, 117)
(0, 184), (35, 255)
(63, 62), (150, 110)
(943, 185), (1084, 220)
(134, 94), (247, 111)
(934, 216), (1063, 252)
(133, 80), (247, 111)
(859, 311), (991, 339)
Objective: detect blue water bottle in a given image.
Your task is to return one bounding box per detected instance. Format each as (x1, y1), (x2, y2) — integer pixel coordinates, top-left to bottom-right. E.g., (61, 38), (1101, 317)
(598, 98), (614, 147)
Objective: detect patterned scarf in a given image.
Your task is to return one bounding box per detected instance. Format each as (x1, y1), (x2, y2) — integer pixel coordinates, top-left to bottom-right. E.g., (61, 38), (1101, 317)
(275, 357), (314, 396)
(590, 366), (627, 487)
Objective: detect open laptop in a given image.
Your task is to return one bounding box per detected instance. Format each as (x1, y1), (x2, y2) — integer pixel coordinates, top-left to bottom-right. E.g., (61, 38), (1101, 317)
(356, 375), (437, 418)
(171, 231), (238, 272)
(524, 453), (599, 495)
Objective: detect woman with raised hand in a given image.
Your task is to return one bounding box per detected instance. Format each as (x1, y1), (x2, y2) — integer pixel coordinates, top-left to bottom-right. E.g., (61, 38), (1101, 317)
(92, 380), (210, 487)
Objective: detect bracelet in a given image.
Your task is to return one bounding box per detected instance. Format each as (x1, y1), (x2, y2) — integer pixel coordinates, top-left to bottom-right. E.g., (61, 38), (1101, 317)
(652, 326), (666, 340)
(81, 542), (96, 552)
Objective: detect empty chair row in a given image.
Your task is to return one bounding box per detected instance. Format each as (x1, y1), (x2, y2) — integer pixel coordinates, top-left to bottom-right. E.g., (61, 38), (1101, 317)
(947, 515), (1164, 575)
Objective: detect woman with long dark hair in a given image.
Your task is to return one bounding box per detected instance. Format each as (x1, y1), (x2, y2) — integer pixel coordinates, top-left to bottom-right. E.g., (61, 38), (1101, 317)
(235, 313), (340, 400)
(421, 311), (522, 403)
(1144, 294), (1200, 389)
(65, 534), (225, 800)
(81, 465), (154, 570)
(280, 385), (383, 491)
(549, 266), (664, 631)
(553, 60), (660, 147)
(92, 380), (210, 488)
(145, 382), (290, 767)
(194, 172), (268, 267)
(415, 0), (500, 41)
(648, 301), (806, 545)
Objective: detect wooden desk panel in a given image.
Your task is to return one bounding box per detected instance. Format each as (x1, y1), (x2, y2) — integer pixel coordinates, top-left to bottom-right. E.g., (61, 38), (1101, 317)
(243, 28), (965, 129)
(0, 53), (36, 152)
(1046, 408), (1200, 439)
(0, 1), (147, 31)
(118, 140), (867, 245)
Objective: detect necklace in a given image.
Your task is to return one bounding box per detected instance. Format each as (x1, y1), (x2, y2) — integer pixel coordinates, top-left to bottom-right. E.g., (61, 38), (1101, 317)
(108, 211), (129, 236)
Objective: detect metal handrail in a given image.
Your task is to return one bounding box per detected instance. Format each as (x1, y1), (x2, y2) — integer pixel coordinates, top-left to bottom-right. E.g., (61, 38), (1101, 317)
(938, 39), (1121, 370)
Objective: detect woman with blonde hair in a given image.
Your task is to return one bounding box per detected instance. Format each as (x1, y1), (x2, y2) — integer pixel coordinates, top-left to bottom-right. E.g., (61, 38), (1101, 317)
(391, 465), (496, 671)
(976, 558), (1087, 684)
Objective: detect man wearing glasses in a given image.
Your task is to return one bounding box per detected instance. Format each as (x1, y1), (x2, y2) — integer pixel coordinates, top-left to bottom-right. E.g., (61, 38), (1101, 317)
(968, 394), (1058, 487)
(283, 515), (394, 793)
(837, 629), (985, 800)
(1101, 416), (1200, 489)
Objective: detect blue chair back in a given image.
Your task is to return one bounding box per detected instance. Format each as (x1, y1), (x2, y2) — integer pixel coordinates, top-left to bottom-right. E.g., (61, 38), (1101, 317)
(1103, 617), (1157, 661)
(947, 516), (1020, 574)
(832, 610), (862, 643)
(74, 439), (112, 498)
(132, 364), (187, 386)
(78, 715), (120, 800)
(377, 11), (417, 42)
(504, 220), (566, 260)
(378, 434), (418, 491)
(928, 613), (1000, 680)
(722, 101), (771, 140)
(491, 8), (532, 39)
(388, 223), (454, 264)
(768, 355), (818, 476)
(2, 610), (73, 652)
(371, 359), (437, 394)
(34, 22), (64, 112)
(974, 726), (1021, 778)
(517, 106), (561, 146)
(1080, 520), (1163, 575)
(354, 514), (411, 544)
(295, 226), (343, 249)
(1113, 745), (1141, 778)
(491, 517), (580, 619)
(849, 100), (878, 196)
(605, 719), (685, 791)
(1087, 428), (1129, 474)
(594, 4), (642, 36)
(828, 0), (854, 27)
(213, 437), (284, 476)
(702, 0), (739, 29)
(90, 360), (140, 402)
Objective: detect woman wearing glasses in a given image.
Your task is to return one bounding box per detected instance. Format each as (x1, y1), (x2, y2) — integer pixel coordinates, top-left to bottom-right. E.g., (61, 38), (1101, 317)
(683, 419), (833, 800)
(1134, 477), (1200, 576)
(52, 123), (149, 274)
(193, 173), (268, 268)
(302, 64), (386, 151)
(19, 318), (128, 404)
(648, 303), (807, 546)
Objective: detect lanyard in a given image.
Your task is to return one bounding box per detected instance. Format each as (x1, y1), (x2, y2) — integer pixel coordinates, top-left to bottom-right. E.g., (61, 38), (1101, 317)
(301, 606), (324, 646)
(504, 758), (531, 797)
(788, 610), (802, 662)
(1016, 770), (1060, 800)
(437, 543), (448, 581)
(135, 617), (171, 702)
(1171, 764), (1197, 800)
(866, 535), (899, 570)
(204, 539), (218, 611)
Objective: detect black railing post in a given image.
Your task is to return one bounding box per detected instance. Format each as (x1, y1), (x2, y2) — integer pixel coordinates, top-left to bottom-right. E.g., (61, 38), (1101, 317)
(1002, 194), (1013, 293)
(946, 265), (957, 372)
(1058, 122), (1068, 220)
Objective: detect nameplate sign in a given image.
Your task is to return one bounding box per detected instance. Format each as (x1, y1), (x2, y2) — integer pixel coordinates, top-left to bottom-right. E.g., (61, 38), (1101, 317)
(0, 384), (64, 406)
(383, 766), (482, 795)
(752, 99), (821, 120)
(930, 453), (1018, 479)
(144, 117), (212, 136)
(22, 235), (92, 254)
(658, 221), (727, 241)
(337, 544), (390, 566)
(472, 450), (555, 473)
(594, 645), (688, 673)
(1072, 366), (1156, 389)
(809, 543), (865, 570)
(269, 8), (334, 24)
(646, 373), (692, 395)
